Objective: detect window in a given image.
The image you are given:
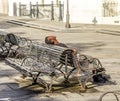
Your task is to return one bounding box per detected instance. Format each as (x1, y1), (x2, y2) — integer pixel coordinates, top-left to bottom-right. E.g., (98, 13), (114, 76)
(103, 2), (118, 17)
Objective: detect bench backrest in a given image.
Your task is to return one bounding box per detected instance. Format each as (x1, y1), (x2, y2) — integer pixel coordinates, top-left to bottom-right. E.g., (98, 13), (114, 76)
(32, 43), (79, 68)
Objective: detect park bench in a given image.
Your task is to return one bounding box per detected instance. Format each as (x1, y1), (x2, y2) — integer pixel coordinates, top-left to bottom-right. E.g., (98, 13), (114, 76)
(6, 39), (110, 92)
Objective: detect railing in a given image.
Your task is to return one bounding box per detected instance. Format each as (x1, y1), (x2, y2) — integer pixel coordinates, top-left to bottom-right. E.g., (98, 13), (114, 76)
(13, 1), (64, 21)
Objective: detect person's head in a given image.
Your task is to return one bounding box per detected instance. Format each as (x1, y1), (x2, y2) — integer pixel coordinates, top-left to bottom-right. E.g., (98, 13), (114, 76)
(45, 36), (59, 44)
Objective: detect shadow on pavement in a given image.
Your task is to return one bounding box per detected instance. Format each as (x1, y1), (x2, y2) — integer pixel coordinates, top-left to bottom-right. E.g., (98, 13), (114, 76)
(0, 82), (43, 101)
(67, 41), (106, 51)
(0, 69), (19, 77)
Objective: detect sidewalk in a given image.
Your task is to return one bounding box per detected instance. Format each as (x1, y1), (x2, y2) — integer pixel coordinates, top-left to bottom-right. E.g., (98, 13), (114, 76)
(6, 16), (98, 33)
(1, 15), (120, 34)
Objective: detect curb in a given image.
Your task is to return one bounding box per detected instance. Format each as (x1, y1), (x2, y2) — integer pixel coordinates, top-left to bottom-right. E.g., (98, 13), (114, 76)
(97, 29), (120, 36)
(4, 17), (120, 34)
(7, 19), (97, 33)
(7, 20), (60, 32)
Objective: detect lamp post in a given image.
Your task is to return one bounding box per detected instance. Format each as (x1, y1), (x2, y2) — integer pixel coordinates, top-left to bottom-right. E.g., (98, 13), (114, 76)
(65, 0), (71, 28)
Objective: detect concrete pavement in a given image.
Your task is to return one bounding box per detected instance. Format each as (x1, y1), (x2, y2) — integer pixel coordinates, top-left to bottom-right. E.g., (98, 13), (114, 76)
(0, 14), (120, 101)
(1, 15), (120, 34)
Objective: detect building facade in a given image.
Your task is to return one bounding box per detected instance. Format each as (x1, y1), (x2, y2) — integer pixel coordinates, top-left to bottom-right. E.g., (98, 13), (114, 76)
(102, 0), (120, 24)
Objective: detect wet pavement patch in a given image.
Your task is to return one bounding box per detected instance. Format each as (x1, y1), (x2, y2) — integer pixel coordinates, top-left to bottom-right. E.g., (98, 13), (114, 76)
(0, 83), (41, 101)
(0, 84), (12, 91)
(0, 69), (18, 77)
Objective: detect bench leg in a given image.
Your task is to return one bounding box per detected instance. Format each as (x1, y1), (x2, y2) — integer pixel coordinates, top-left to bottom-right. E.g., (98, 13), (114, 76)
(32, 72), (40, 84)
(45, 79), (54, 93)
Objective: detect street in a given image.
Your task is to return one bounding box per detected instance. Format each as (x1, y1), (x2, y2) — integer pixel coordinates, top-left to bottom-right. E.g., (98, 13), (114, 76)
(0, 17), (120, 101)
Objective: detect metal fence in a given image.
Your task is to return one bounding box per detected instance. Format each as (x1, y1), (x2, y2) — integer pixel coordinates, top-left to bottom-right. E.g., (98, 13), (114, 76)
(13, 1), (64, 21)
(103, 2), (118, 17)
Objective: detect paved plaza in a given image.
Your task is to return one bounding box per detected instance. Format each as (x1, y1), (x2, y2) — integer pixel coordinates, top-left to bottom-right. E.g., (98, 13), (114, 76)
(0, 15), (120, 101)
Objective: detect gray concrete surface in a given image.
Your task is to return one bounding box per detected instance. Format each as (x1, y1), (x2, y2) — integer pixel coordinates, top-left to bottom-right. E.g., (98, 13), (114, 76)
(1, 15), (120, 34)
(0, 15), (120, 101)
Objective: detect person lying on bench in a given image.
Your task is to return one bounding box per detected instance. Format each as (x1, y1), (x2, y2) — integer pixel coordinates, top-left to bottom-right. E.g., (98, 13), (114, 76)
(45, 36), (68, 48)
(45, 35), (78, 67)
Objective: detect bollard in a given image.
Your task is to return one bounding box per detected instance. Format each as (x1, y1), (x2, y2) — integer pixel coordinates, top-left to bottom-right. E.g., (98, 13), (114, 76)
(51, 1), (54, 21)
(59, 1), (63, 21)
(36, 2), (39, 19)
(13, 2), (17, 16)
(30, 2), (32, 18)
(92, 17), (97, 25)
(19, 2), (21, 16)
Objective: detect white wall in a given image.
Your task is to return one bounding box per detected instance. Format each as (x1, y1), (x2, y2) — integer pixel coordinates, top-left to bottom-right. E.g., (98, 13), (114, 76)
(0, 0), (8, 14)
(63, 0), (102, 24)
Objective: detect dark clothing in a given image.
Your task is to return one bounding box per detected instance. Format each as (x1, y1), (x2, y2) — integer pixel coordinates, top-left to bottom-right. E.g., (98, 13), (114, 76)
(55, 43), (68, 48)
(60, 49), (75, 67)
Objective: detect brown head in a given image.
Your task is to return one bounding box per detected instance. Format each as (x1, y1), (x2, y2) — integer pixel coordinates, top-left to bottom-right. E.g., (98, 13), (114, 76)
(45, 36), (59, 44)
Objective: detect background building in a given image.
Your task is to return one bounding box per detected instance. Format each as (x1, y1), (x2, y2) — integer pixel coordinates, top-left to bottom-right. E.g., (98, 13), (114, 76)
(0, 0), (120, 25)
(102, 0), (120, 24)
